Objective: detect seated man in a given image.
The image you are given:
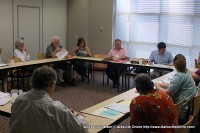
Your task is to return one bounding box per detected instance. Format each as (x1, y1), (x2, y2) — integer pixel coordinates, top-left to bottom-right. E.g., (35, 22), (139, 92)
(149, 42), (173, 79)
(130, 73), (177, 133)
(105, 39), (128, 88)
(46, 36), (75, 86)
(9, 66), (88, 133)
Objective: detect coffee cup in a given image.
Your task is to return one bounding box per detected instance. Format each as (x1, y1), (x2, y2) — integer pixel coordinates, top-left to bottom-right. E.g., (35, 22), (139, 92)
(139, 59), (143, 65)
(10, 60), (15, 65)
(25, 55), (30, 61)
(143, 59), (148, 65)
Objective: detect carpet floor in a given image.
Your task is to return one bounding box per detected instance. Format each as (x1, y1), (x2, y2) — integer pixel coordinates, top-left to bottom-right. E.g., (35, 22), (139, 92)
(0, 72), (136, 133)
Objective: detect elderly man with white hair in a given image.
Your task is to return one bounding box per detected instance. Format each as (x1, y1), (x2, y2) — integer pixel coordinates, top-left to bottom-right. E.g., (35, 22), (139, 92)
(46, 36), (75, 87)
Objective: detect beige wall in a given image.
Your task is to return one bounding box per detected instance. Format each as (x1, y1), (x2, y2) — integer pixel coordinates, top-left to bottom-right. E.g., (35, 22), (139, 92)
(89, 0), (113, 55)
(67, 0), (114, 56)
(67, 0), (89, 54)
(0, 0), (13, 62)
(0, 0), (67, 62)
(0, 0), (114, 61)
(43, 0), (67, 52)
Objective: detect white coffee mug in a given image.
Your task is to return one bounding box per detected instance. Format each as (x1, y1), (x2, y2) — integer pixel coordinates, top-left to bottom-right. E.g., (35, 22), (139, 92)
(139, 60), (143, 65)
(25, 55), (30, 61)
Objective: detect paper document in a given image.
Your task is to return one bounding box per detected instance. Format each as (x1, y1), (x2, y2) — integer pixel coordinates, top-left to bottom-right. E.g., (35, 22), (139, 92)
(160, 72), (175, 83)
(0, 91), (10, 99)
(55, 48), (68, 59)
(0, 63), (7, 67)
(117, 99), (131, 105)
(111, 60), (127, 63)
(0, 97), (12, 106)
(105, 101), (130, 114)
(92, 108), (123, 120)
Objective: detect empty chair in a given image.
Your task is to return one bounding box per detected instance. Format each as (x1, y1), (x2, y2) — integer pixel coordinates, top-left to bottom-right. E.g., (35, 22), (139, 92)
(175, 97), (185, 121)
(189, 94), (200, 117)
(89, 54), (108, 86)
(38, 53), (46, 59)
(188, 94), (200, 127)
(7, 57), (32, 91)
(175, 115), (194, 133)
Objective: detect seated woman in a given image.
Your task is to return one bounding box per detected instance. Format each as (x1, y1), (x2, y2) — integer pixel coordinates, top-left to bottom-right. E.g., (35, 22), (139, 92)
(130, 73), (177, 133)
(0, 48), (8, 92)
(14, 39), (30, 61)
(155, 54), (198, 124)
(72, 38), (91, 81)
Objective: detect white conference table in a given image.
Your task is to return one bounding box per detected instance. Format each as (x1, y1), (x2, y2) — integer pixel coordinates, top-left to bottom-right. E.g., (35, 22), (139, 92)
(0, 57), (178, 132)
(1, 68), (197, 132)
(0, 56), (174, 92)
(80, 88), (139, 133)
(0, 58), (68, 70)
(0, 56), (174, 71)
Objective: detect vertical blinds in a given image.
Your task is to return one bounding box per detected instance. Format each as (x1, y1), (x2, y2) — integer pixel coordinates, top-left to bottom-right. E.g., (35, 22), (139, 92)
(114, 0), (200, 67)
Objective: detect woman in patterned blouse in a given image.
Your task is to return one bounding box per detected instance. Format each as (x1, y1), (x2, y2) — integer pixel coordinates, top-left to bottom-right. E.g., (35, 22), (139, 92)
(72, 37), (91, 82)
(130, 73), (177, 133)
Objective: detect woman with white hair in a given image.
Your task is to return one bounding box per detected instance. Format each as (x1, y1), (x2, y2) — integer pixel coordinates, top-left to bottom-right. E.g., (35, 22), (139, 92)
(14, 38), (30, 61)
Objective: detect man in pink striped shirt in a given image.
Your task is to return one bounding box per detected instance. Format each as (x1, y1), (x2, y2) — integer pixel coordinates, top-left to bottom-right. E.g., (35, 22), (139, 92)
(106, 39), (129, 88)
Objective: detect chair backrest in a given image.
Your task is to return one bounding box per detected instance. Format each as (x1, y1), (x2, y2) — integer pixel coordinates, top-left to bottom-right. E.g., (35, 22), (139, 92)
(38, 53), (46, 59)
(93, 54), (107, 68)
(94, 54), (108, 59)
(189, 94), (200, 117)
(175, 115), (194, 133)
(7, 57), (21, 63)
(175, 97), (185, 119)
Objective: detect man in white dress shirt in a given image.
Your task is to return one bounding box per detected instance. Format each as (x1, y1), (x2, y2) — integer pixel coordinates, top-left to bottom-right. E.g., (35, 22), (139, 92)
(9, 65), (88, 133)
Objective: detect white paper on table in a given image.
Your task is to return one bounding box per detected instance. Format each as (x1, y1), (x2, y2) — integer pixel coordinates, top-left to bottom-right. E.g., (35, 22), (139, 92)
(92, 107), (123, 120)
(105, 102), (129, 114)
(0, 63), (7, 67)
(160, 78), (171, 84)
(0, 97), (12, 106)
(55, 48), (68, 59)
(0, 91), (10, 99)
(160, 71), (176, 83)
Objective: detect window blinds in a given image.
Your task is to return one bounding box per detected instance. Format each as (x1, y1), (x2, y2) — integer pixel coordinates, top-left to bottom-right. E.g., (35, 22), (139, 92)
(114, 0), (200, 67)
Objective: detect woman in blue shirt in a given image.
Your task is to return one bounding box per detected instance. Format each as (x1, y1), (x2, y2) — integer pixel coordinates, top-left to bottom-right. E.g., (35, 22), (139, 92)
(155, 54), (198, 124)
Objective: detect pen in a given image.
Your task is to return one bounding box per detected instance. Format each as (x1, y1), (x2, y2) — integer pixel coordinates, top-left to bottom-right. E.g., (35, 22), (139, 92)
(116, 99), (124, 103)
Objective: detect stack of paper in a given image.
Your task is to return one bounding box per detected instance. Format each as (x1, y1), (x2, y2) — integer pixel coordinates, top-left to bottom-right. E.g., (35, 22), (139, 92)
(0, 91), (11, 106)
(105, 99), (131, 114)
(0, 91), (10, 99)
(55, 48), (68, 59)
(92, 108), (123, 120)
(91, 99), (131, 120)
(0, 63), (7, 67)
(0, 97), (12, 106)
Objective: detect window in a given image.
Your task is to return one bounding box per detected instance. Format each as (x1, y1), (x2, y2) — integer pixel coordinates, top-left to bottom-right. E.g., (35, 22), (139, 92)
(114, 0), (200, 67)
